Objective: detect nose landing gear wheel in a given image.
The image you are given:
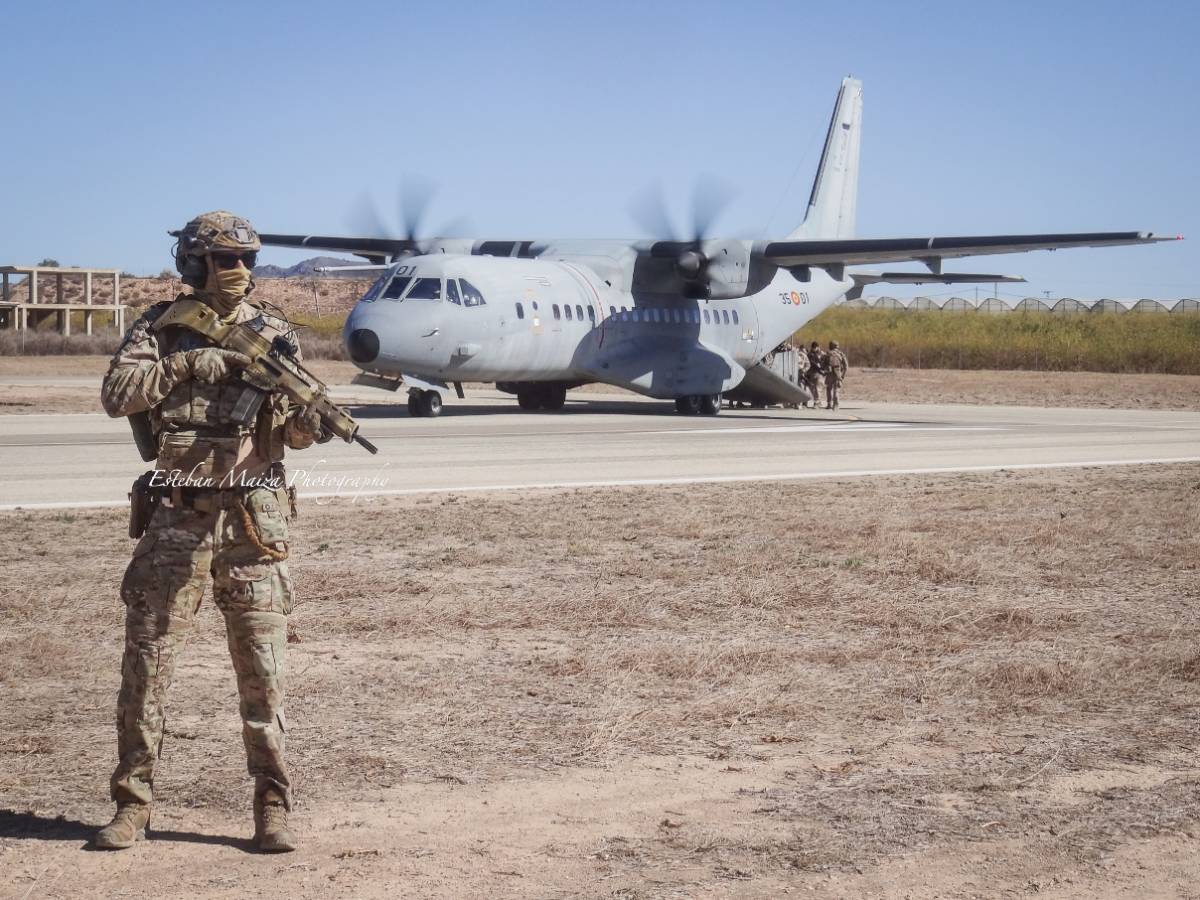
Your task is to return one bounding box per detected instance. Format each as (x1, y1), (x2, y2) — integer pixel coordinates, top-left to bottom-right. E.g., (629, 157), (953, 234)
(675, 395), (702, 415)
(699, 393), (721, 416)
(419, 389), (443, 417)
(408, 389), (443, 417)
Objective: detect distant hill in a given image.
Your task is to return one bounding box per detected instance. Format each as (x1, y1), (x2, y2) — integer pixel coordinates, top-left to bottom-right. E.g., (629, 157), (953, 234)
(254, 256), (368, 278)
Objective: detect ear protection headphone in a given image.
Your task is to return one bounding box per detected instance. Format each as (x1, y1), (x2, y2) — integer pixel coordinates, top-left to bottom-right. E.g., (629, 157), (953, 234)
(172, 235), (209, 288)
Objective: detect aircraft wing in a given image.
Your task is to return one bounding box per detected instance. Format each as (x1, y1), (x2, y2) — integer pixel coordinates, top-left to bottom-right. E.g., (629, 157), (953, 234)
(259, 233), (411, 263)
(762, 231), (1178, 271)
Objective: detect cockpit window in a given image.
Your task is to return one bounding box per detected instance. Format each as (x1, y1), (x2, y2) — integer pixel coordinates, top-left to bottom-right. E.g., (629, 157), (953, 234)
(361, 273), (388, 303)
(383, 275), (412, 300)
(460, 279), (486, 307)
(446, 279), (462, 305)
(405, 277), (442, 301)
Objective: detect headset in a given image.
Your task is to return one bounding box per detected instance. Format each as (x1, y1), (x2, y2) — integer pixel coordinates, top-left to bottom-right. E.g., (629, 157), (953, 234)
(169, 231), (209, 288)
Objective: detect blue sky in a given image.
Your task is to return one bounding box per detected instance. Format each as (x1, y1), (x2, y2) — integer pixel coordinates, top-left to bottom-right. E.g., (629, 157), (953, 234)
(1, 0), (1195, 299)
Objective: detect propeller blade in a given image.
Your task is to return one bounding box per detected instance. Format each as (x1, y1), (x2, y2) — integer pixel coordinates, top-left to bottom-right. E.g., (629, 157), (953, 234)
(399, 178), (436, 242)
(629, 183), (680, 241)
(346, 192), (394, 239)
(689, 175), (734, 244)
(434, 215), (473, 238)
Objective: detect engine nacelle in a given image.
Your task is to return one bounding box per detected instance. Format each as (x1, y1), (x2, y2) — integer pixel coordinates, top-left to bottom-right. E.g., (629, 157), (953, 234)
(701, 240), (752, 300)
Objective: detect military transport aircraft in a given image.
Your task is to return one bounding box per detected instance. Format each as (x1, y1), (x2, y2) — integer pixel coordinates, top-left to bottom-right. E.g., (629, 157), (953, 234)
(260, 78), (1178, 417)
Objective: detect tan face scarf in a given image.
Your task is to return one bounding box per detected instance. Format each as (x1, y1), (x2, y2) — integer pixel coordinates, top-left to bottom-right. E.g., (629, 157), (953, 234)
(198, 264), (252, 315)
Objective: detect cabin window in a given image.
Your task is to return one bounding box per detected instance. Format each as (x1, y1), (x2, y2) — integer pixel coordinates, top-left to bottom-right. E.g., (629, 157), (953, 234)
(446, 279), (462, 305)
(587, 306), (596, 324)
(564, 304), (573, 320)
(575, 304), (584, 321)
(632, 309), (641, 322)
(703, 309), (711, 324)
(405, 277), (442, 301)
(383, 276), (412, 300)
(620, 309), (628, 322)
(732, 309), (739, 324)
(721, 309), (730, 324)
(553, 304), (561, 320)
(515, 302), (525, 320)
(361, 273), (388, 303)
(460, 279), (486, 307)
(691, 310), (700, 324)
(609, 305), (616, 318)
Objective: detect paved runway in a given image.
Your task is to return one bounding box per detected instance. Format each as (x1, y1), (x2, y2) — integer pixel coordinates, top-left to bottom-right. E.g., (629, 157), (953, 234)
(1, 390), (1198, 509)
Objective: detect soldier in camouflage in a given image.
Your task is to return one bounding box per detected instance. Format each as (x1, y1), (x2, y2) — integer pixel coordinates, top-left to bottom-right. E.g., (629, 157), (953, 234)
(825, 340), (849, 410)
(792, 341), (810, 407)
(804, 341), (825, 409)
(95, 212), (327, 853)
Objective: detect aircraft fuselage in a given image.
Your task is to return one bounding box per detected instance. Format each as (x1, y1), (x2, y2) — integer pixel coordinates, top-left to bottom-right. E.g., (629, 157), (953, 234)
(342, 246), (847, 401)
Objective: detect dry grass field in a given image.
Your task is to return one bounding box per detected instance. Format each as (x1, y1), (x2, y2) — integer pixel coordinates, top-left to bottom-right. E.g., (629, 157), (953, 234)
(1, 464), (1197, 897)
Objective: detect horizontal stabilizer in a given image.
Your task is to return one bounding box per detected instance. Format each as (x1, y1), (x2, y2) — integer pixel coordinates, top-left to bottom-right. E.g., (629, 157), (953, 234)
(852, 272), (1026, 286)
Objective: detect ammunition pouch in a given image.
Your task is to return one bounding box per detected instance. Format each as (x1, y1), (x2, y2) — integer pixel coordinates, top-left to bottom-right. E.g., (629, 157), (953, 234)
(157, 428), (245, 481)
(128, 471), (159, 539)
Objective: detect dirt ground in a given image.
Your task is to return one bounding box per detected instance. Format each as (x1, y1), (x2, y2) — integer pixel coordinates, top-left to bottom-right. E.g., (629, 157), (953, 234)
(1, 464), (1197, 898)
(0, 356), (1197, 415)
(850, 368), (1200, 410)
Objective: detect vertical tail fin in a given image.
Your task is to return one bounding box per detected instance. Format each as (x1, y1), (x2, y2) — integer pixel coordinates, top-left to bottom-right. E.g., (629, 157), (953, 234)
(786, 77), (863, 240)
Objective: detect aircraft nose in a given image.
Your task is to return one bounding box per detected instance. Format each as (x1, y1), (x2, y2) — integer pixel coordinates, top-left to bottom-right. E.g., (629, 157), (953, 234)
(346, 328), (380, 364)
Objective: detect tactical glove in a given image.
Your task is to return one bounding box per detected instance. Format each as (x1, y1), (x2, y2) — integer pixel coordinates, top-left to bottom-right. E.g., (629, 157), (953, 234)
(292, 402), (330, 441)
(179, 348), (253, 384)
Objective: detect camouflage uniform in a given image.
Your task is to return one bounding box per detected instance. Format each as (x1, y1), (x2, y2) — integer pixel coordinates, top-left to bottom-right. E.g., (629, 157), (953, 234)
(793, 344), (810, 405)
(804, 344), (826, 408)
(825, 344), (849, 410)
(102, 298), (315, 812)
(99, 213), (322, 850)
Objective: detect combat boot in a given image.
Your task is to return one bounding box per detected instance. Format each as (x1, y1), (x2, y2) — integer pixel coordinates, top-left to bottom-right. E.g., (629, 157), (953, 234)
(95, 802), (150, 850)
(253, 789), (296, 852)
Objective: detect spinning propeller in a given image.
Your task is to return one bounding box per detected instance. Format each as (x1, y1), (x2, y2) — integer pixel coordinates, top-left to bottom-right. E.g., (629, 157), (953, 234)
(630, 177), (735, 297)
(348, 180), (468, 262)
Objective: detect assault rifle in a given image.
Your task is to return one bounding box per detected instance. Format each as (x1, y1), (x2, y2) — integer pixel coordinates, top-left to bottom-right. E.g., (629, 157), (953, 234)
(152, 297), (378, 454)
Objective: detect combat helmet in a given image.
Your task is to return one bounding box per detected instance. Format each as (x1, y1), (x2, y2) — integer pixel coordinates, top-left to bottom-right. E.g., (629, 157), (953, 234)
(829, 340), (839, 349)
(171, 211), (261, 287)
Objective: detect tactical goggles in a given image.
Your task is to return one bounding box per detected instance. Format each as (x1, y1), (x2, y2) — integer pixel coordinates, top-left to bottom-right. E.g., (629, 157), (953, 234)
(212, 251), (258, 270)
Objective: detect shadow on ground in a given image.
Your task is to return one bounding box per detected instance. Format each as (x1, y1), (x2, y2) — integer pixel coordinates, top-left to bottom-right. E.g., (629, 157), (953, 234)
(0, 809), (252, 852)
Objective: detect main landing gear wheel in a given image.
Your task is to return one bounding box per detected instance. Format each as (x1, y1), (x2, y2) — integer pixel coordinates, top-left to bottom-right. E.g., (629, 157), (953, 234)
(699, 394), (721, 416)
(408, 389), (443, 418)
(516, 385), (566, 411)
(540, 386), (566, 411)
(675, 395), (702, 415)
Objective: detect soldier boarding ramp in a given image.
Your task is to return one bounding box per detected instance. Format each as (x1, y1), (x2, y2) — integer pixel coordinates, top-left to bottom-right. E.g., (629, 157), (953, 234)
(724, 352), (813, 408)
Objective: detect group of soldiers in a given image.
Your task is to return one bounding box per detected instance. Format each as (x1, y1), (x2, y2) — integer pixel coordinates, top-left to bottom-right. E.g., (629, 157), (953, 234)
(780, 339), (849, 411)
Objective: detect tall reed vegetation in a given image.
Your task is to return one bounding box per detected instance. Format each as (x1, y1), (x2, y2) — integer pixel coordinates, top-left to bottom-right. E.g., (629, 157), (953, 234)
(794, 307), (1200, 374)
